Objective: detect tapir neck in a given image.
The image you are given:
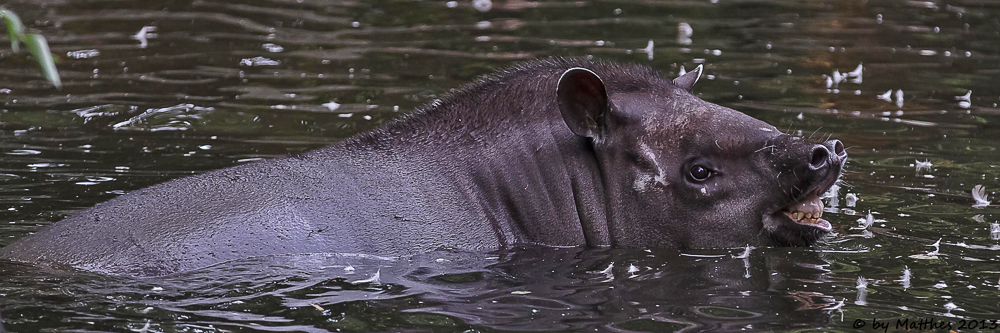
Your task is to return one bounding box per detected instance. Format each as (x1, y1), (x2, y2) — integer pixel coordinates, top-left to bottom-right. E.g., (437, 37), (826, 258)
(448, 113), (612, 248)
(348, 69), (612, 248)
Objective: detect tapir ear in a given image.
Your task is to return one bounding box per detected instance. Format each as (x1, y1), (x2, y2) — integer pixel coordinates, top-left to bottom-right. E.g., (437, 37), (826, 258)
(673, 64), (703, 92)
(557, 67), (609, 138)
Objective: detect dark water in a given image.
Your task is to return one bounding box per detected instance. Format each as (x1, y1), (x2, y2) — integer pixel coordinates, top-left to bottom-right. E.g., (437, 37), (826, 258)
(2, 0), (1000, 331)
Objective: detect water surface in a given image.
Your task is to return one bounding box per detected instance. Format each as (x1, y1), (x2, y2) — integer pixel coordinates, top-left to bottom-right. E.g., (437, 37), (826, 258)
(2, 0), (1000, 331)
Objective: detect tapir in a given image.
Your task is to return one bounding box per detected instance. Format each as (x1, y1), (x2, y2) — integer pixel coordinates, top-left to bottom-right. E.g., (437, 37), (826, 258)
(0, 58), (846, 276)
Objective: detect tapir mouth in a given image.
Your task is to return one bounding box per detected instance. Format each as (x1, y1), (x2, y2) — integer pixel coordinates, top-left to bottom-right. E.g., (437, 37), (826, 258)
(771, 165), (840, 237)
(779, 193), (832, 232)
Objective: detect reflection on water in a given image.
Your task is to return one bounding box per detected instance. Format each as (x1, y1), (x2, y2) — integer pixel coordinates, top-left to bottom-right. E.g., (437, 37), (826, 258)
(0, 247), (839, 331)
(2, 0), (1000, 331)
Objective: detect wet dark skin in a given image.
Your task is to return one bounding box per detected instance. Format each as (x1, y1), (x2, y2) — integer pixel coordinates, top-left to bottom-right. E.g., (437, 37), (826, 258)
(0, 58), (845, 276)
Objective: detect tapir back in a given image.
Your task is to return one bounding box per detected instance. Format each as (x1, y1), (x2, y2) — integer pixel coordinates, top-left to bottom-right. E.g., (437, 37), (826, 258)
(0, 146), (503, 275)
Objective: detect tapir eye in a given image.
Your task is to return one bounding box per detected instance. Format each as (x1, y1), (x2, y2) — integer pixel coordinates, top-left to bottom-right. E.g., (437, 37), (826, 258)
(688, 165), (713, 182)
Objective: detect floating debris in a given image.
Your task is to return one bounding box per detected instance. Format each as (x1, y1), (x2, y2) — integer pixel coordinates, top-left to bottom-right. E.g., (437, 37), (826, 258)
(900, 266), (911, 290)
(587, 262), (614, 282)
(943, 302), (963, 316)
(852, 212), (874, 230)
(351, 268), (381, 285)
(845, 193), (858, 207)
(855, 277), (868, 306)
(822, 184), (840, 207)
(677, 22), (693, 45)
(511, 290), (531, 295)
(240, 56), (280, 66)
(824, 298), (846, 322)
(262, 43), (284, 53)
(973, 184), (991, 208)
(733, 245), (753, 278)
(733, 245), (752, 259)
(598, 262), (614, 275)
(990, 222), (999, 241)
(877, 90), (892, 102)
(846, 63), (863, 84)
(910, 238), (942, 259)
(627, 263), (640, 278)
(129, 321), (152, 333)
(472, 0), (492, 12)
(640, 40), (654, 60)
(323, 101), (341, 111)
(928, 238), (941, 256)
(133, 26), (157, 49)
(933, 281), (947, 289)
(955, 90), (972, 101)
(67, 49), (100, 59)
(831, 70), (843, 85)
(915, 159), (932, 173)
(311, 303), (325, 311)
(894, 89), (904, 108)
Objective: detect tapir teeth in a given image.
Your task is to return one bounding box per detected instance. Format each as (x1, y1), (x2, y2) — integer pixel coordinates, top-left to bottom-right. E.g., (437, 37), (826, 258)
(783, 193), (825, 224)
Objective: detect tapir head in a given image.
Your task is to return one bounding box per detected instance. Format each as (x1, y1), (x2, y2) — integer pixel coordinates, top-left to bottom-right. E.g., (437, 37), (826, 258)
(556, 65), (846, 248)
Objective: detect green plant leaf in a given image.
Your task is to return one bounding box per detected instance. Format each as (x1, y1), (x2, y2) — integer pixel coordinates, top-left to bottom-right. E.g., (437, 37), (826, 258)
(22, 33), (62, 89)
(0, 8), (25, 53)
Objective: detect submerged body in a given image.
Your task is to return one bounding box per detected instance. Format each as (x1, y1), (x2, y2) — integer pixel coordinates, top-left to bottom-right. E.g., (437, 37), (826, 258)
(1, 59), (845, 276)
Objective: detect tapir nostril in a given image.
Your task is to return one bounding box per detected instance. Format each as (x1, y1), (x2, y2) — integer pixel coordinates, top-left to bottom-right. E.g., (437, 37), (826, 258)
(830, 139), (846, 158)
(809, 145), (830, 170)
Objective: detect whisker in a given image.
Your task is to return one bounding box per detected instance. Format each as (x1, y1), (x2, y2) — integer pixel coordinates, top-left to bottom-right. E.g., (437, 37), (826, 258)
(755, 145), (777, 153)
(808, 126), (824, 140)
